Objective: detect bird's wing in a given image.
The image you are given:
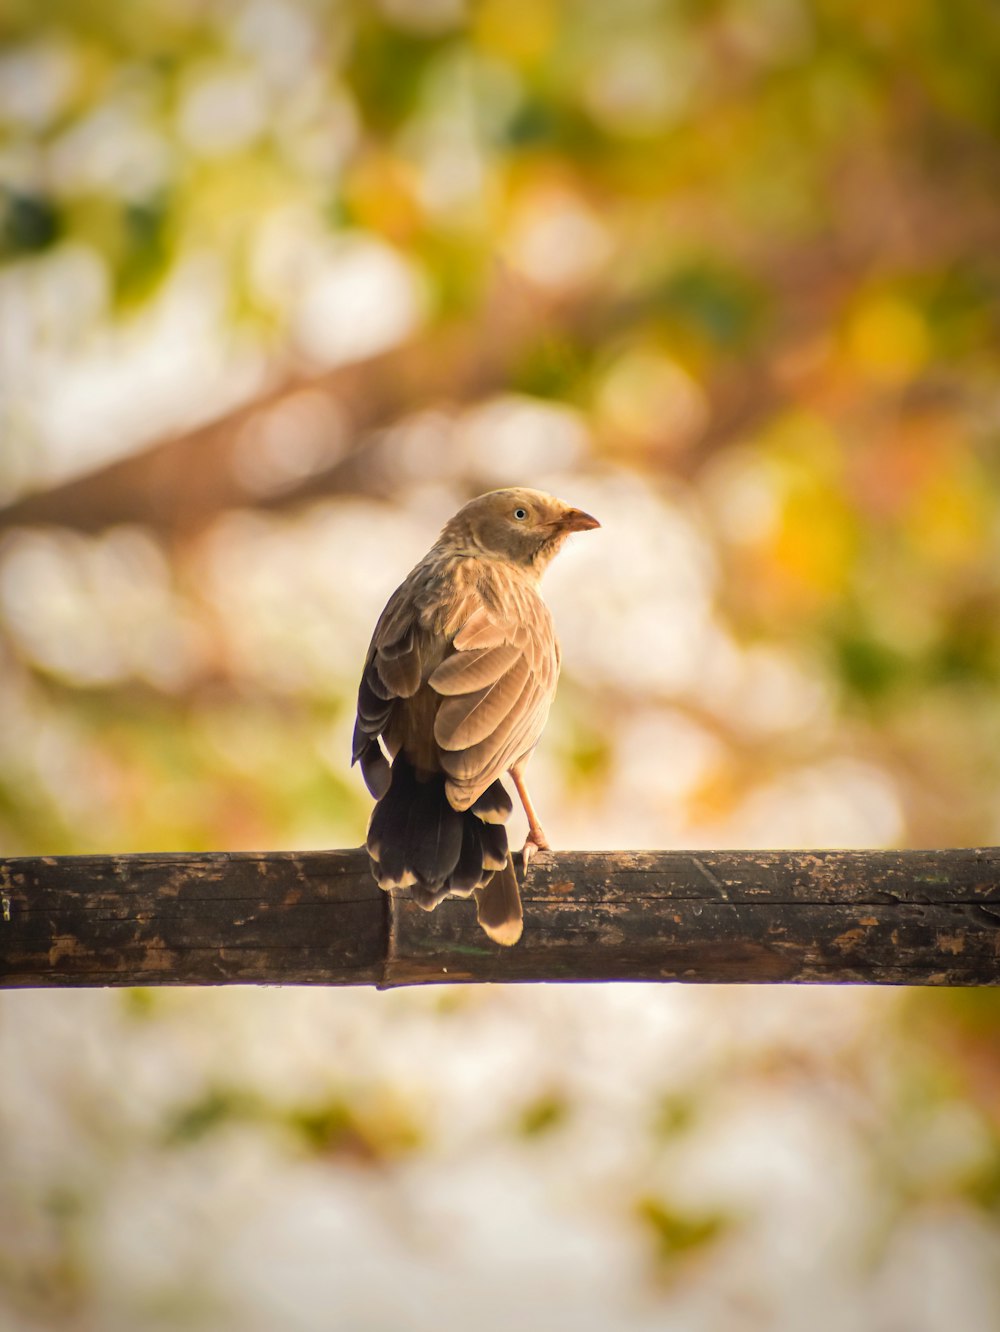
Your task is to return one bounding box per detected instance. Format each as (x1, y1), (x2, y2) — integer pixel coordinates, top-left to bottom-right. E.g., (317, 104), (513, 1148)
(353, 565), (559, 807)
(429, 590), (559, 809)
(351, 576), (426, 795)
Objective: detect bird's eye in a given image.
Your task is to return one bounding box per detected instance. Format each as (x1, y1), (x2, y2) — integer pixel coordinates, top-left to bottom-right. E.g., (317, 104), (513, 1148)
(513, 508), (527, 520)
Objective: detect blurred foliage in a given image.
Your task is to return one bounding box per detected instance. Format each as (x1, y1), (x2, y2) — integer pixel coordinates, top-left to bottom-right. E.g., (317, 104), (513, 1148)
(163, 1081), (424, 1163)
(515, 1089), (571, 1137)
(652, 1091), (699, 1141)
(634, 1195), (732, 1274)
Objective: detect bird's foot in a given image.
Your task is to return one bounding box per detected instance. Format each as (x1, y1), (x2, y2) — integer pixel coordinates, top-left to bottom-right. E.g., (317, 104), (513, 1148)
(521, 827), (550, 874)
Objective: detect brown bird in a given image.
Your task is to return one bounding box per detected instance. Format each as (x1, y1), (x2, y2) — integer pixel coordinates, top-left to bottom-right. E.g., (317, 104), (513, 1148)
(352, 487), (599, 946)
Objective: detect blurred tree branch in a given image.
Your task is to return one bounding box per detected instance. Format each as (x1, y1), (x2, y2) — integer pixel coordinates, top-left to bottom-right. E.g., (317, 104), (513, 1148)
(0, 325), (505, 537)
(0, 246), (861, 537)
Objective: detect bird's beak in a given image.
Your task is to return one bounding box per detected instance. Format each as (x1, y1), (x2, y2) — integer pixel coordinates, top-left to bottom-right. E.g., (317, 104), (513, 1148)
(559, 507), (600, 533)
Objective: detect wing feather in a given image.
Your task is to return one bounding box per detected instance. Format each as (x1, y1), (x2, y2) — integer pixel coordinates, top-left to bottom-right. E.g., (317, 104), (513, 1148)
(432, 590), (558, 805)
(452, 606), (509, 651)
(434, 655), (532, 751)
(354, 558), (559, 811)
(440, 676), (538, 782)
(428, 642), (522, 695)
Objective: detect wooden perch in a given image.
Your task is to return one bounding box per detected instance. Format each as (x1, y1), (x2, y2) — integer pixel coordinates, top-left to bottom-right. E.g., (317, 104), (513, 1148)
(2, 848), (998, 989)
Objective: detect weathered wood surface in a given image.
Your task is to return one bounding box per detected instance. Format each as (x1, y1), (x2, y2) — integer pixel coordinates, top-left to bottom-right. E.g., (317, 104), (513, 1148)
(1, 848), (998, 989)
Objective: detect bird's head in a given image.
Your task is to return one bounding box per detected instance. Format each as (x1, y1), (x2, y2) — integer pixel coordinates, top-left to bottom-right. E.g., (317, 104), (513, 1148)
(440, 487), (600, 572)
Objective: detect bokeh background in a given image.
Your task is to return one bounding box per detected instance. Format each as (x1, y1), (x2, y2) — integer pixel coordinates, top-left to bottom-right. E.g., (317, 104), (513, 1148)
(2, 0), (1000, 1328)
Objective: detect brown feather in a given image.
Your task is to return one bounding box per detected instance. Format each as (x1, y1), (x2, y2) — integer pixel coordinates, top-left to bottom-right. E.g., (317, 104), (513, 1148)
(443, 683), (547, 807)
(433, 655), (532, 751)
(451, 605), (508, 651)
(428, 642), (522, 694)
(475, 858), (523, 946)
(351, 487), (598, 943)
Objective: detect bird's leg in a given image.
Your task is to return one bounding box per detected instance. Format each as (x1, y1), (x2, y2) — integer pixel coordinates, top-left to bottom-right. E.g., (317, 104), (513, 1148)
(510, 766), (549, 872)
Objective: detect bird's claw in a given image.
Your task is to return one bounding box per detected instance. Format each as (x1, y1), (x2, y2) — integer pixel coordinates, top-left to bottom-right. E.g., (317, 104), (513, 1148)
(520, 831), (549, 875)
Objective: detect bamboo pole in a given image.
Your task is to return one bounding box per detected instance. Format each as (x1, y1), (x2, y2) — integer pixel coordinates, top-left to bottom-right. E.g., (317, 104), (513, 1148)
(3, 848), (998, 989)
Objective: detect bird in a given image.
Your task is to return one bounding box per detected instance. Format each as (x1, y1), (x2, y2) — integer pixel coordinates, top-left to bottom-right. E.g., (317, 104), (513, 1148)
(352, 487), (599, 946)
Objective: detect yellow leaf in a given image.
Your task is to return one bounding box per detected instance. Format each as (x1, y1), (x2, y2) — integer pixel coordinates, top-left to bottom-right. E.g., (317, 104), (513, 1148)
(846, 294), (930, 386)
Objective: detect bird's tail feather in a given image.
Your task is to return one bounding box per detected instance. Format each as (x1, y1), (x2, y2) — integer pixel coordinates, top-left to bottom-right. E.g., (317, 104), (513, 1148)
(367, 755), (519, 940)
(474, 857), (523, 947)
